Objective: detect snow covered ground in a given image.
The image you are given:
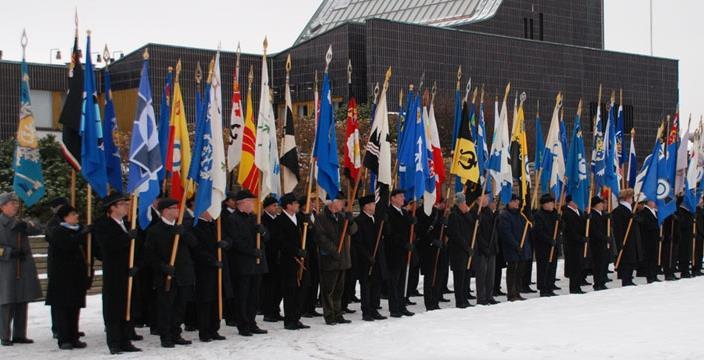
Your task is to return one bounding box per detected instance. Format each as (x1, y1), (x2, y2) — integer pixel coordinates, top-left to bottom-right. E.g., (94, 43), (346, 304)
(3, 261), (703, 360)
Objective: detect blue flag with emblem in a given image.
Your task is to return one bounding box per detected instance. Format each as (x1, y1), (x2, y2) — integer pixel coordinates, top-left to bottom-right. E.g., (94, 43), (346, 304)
(13, 50), (45, 206)
(189, 80), (212, 225)
(534, 115), (544, 174)
(398, 94), (428, 200)
(80, 33), (108, 198)
(657, 139), (676, 225)
(591, 105), (606, 190)
(476, 102), (489, 190)
(313, 72), (340, 199)
(157, 69), (173, 187)
(127, 53), (163, 229)
(565, 115), (588, 211)
(103, 65), (123, 192)
(604, 102), (620, 197)
(627, 132), (638, 188)
(616, 104), (625, 166)
(634, 133), (660, 204)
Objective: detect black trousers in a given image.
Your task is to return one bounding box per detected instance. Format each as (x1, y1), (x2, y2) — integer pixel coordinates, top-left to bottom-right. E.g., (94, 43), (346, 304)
(196, 300), (220, 339)
(406, 262), (420, 296)
(521, 258), (533, 289)
(0, 302), (27, 341)
(536, 256), (551, 293)
(283, 284), (307, 326)
(452, 268), (468, 307)
(319, 270), (346, 322)
(662, 240), (677, 276)
(387, 266), (407, 314)
(360, 271), (382, 316)
(343, 268), (357, 308)
(695, 236), (704, 273)
(302, 267), (320, 314)
(156, 285), (192, 340)
(474, 254), (496, 303)
(51, 305), (80, 346)
(261, 268), (283, 317)
(423, 269), (442, 310)
(234, 274), (261, 332)
(506, 262), (522, 299)
(678, 237), (692, 276)
(591, 241), (608, 287)
(618, 264), (635, 285)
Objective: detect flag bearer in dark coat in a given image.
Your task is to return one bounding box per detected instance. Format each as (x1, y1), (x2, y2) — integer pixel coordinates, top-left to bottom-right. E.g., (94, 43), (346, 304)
(447, 192), (475, 308)
(589, 196), (610, 290)
(661, 214), (678, 280)
(261, 195), (283, 322)
(44, 197), (69, 340)
(273, 193), (311, 330)
(384, 189), (416, 317)
(222, 190), (269, 336)
(45, 205), (89, 350)
(499, 194), (527, 301)
(353, 195), (388, 320)
(314, 192), (357, 325)
(191, 210), (229, 342)
(416, 200), (446, 311)
(92, 193), (141, 354)
(0, 192), (41, 347)
(638, 199), (661, 283)
(612, 189), (641, 286)
(220, 191), (238, 326)
(473, 192), (499, 305)
(694, 198), (704, 276)
(532, 194), (558, 297)
(299, 197), (323, 318)
(677, 197), (694, 278)
(563, 195), (587, 294)
(146, 198), (198, 348)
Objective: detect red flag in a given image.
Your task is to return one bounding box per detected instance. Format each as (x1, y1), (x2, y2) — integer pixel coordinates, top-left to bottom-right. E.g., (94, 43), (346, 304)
(344, 96), (361, 181)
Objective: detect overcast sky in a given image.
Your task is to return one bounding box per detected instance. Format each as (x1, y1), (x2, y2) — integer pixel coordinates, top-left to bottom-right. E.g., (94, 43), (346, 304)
(0, 0), (701, 129)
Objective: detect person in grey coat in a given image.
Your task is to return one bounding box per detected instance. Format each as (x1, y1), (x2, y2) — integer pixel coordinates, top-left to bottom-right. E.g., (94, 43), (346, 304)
(0, 192), (42, 346)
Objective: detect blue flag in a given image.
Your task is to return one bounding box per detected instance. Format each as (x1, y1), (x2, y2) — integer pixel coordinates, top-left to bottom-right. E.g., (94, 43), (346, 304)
(103, 67), (123, 192)
(591, 106), (606, 190)
(616, 104), (625, 166)
(476, 103), (489, 189)
(627, 133), (638, 188)
(657, 141), (676, 225)
(190, 82), (212, 225)
(157, 70), (173, 187)
(565, 115), (588, 211)
(369, 99), (378, 195)
(634, 136), (660, 204)
(398, 95), (428, 200)
(604, 103), (620, 196)
(127, 55), (163, 230)
(80, 34), (108, 198)
(13, 57), (45, 206)
(452, 88), (464, 193)
(313, 72), (340, 199)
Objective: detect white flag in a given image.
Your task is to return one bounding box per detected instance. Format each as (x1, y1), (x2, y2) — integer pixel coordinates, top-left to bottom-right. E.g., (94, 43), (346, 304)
(254, 52), (281, 200)
(207, 51), (226, 218)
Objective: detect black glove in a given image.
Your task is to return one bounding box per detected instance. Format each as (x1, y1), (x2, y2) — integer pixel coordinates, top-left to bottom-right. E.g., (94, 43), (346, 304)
(581, 236), (588, 244)
(253, 248), (264, 258)
(9, 249), (26, 260)
(11, 221), (28, 234)
(403, 242), (415, 252)
(128, 267), (139, 277)
(302, 214), (312, 225)
(173, 224), (185, 236)
(161, 264), (175, 276)
(331, 251), (342, 260)
(127, 229), (139, 240)
(212, 260), (223, 268)
(410, 216), (418, 225)
(295, 248), (307, 258)
(367, 255), (376, 265)
(344, 212), (354, 222)
(382, 213), (389, 222)
(80, 224), (93, 235)
(439, 217), (448, 226)
(431, 239), (444, 248)
(254, 224), (267, 236)
(217, 240), (231, 250)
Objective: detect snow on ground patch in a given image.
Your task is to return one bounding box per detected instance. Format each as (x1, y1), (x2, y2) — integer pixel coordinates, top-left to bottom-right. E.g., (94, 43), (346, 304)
(3, 266), (703, 359)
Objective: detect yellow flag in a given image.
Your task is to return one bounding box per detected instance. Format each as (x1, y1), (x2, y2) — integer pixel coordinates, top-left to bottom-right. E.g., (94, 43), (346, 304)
(167, 71), (193, 199)
(450, 101), (480, 184)
(237, 79), (259, 194)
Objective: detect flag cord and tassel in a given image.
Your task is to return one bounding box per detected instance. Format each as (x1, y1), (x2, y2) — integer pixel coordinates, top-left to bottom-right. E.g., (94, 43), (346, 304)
(125, 193), (138, 321)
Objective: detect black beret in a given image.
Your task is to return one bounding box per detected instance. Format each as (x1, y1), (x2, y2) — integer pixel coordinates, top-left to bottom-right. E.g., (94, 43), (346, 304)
(49, 197), (69, 209)
(540, 193), (555, 205)
(591, 196), (604, 207)
(391, 189), (405, 197)
(157, 198), (179, 211)
(280, 193), (298, 207)
(225, 191), (238, 201)
(236, 189), (256, 201)
(56, 205), (77, 219)
(564, 194), (573, 203)
(510, 194), (520, 202)
(358, 195), (375, 207)
(263, 195), (278, 208)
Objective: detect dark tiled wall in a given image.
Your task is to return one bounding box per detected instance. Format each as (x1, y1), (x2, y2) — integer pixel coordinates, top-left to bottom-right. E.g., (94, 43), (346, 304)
(364, 19), (678, 161)
(0, 61), (67, 139)
(455, 0), (604, 49)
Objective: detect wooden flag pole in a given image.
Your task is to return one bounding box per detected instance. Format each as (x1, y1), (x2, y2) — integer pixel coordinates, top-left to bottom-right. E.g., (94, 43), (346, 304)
(431, 185), (452, 287)
(164, 182), (191, 292)
(126, 193), (138, 321)
(583, 173), (595, 258)
(549, 178), (567, 263)
(620, 89), (626, 190)
(467, 179), (490, 270)
(256, 178), (262, 265)
(403, 202), (418, 299)
(70, 169), (77, 207)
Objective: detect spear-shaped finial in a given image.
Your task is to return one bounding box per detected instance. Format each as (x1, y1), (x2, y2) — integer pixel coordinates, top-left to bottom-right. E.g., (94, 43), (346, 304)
(373, 82), (380, 104)
(248, 64), (254, 91)
(431, 81), (437, 105)
(347, 59), (352, 85)
(174, 59), (182, 83)
(383, 67), (392, 90)
(577, 98), (583, 117)
(456, 65), (462, 91)
(263, 36), (268, 56)
(324, 45), (332, 73)
(74, 7), (79, 37)
(195, 61), (202, 85)
(103, 44), (110, 67)
(286, 54), (292, 75)
(20, 29), (28, 60)
(519, 91), (527, 106)
(143, 48), (149, 60)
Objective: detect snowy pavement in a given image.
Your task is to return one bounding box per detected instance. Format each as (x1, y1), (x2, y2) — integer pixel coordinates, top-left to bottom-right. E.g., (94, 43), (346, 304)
(3, 261), (703, 359)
